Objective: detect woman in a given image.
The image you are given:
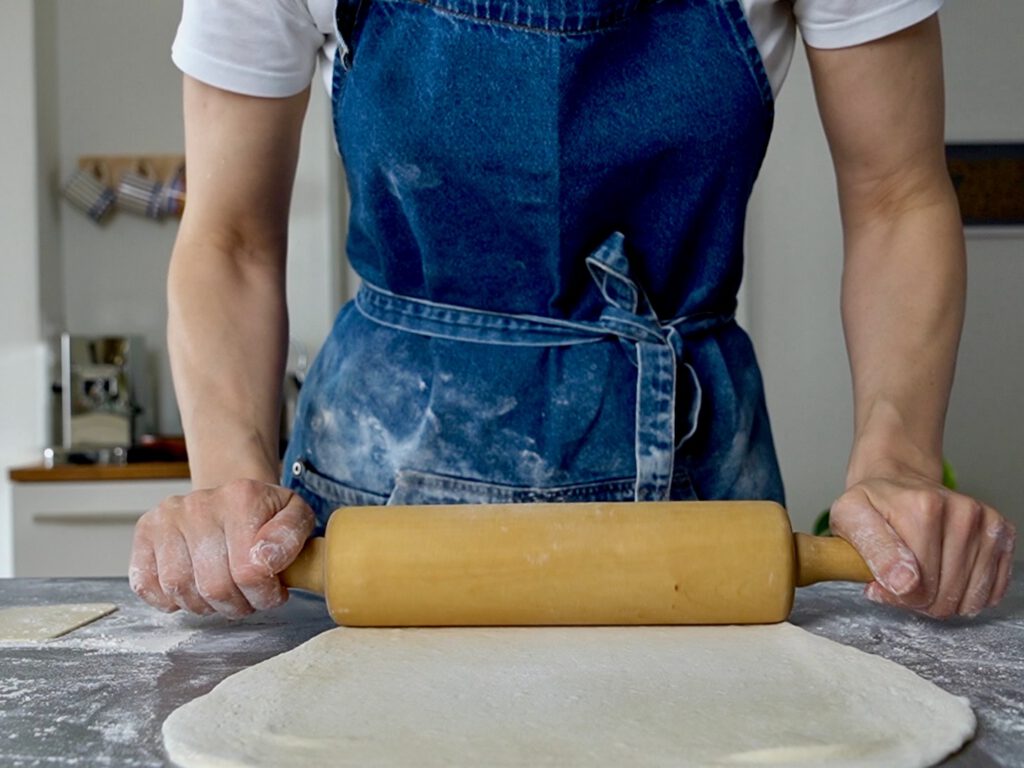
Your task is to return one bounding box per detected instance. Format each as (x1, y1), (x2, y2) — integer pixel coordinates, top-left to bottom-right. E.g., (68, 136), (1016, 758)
(130, 0), (1015, 621)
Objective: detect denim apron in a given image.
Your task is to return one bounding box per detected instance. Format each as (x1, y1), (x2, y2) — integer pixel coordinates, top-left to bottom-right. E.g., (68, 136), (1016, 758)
(283, 0), (786, 531)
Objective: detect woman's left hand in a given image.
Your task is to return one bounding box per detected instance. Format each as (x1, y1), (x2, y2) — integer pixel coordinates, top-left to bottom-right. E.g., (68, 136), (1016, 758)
(830, 468), (1016, 619)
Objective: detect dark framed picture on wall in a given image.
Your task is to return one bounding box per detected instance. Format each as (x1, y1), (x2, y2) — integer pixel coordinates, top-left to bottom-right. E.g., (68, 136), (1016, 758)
(945, 143), (1024, 227)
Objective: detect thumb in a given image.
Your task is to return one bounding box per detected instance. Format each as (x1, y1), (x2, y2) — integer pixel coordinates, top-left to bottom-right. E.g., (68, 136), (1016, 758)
(249, 490), (316, 575)
(830, 491), (921, 597)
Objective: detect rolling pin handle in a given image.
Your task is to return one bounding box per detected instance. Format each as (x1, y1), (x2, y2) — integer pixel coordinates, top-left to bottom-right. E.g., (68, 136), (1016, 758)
(281, 536), (327, 596)
(794, 532), (874, 587)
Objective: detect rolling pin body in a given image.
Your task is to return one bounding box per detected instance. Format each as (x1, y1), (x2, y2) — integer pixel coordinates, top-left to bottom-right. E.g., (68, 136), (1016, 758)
(282, 501), (871, 626)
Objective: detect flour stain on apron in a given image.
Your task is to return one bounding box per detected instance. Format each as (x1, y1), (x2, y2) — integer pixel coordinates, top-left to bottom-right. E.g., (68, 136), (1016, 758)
(284, 0), (786, 529)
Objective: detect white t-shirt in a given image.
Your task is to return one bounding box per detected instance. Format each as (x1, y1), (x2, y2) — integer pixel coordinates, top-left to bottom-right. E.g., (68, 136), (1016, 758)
(172, 0), (942, 100)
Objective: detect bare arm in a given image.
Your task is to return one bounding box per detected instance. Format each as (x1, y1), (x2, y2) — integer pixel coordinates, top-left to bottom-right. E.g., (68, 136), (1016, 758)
(170, 76), (306, 488)
(807, 15), (1014, 618)
(130, 76), (315, 618)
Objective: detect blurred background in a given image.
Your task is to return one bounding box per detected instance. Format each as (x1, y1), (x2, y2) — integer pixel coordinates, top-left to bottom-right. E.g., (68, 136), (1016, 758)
(0, 0), (1020, 577)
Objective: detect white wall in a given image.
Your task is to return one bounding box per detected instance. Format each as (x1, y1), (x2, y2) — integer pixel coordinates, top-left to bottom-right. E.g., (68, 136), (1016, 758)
(940, 1), (1024, 529)
(0, 1), (51, 577)
(54, 1), (185, 435)
(53, 1), (346, 436)
(745, 45), (852, 532)
(746, 4), (1024, 532)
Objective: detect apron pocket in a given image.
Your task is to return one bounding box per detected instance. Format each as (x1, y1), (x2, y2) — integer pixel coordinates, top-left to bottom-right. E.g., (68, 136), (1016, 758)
(286, 458), (389, 532)
(386, 468), (636, 506)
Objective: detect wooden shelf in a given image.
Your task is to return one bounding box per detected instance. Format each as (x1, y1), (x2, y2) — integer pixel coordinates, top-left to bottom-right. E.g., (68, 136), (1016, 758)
(9, 462), (190, 483)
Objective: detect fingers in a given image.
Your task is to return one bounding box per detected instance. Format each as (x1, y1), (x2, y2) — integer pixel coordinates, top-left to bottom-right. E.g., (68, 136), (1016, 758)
(830, 490), (921, 598)
(128, 524), (179, 613)
(912, 499), (1009, 618)
(944, 502), (993, 618)
(925, 496), (982, 618)
(230, 489), (316, 611)
(989, 521), (1017, 607)
(129, 480), (313, 619)
(154, 529), (216, 615)
(219, 484), (307, 610)
(251, 492), (317, 574)
(836, 478), (1016, 620)
(187, 520), (256, 619)
(863, 486), (948, 610)
(956, 541), (996, 618)
(131, 495), (214, 614)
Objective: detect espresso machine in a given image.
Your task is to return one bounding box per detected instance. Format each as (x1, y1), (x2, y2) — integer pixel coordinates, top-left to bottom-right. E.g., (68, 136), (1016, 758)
(46, 334), (152, 465)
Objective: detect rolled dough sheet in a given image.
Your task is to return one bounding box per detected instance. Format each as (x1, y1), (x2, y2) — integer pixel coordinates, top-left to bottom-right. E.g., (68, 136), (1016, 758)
(163, 623), (974, 768)
(0, 603), (117, 642)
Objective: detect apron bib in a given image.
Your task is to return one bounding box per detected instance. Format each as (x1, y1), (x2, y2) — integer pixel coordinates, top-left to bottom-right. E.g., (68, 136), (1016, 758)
(284, 0), (785, 529)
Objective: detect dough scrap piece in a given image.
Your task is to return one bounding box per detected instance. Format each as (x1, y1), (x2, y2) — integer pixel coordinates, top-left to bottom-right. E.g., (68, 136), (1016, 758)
(0, 603), (117, 642)
(163, 623), (974, 768)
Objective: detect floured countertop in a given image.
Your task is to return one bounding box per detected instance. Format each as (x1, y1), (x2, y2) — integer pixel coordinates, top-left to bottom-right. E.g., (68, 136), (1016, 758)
(0, 574), (1021, 766)
(0, 579), (334, 767)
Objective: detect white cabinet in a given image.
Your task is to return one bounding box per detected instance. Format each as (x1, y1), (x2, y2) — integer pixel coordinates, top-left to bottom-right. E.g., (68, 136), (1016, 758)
(12, 478), (190, 577)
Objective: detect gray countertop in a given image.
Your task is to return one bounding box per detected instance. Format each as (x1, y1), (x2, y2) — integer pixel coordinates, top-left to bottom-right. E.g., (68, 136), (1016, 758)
(0, 575), (1021, 767)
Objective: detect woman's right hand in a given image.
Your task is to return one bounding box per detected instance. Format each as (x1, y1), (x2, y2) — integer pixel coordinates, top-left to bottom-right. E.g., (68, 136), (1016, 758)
(129, 479), (316, 619)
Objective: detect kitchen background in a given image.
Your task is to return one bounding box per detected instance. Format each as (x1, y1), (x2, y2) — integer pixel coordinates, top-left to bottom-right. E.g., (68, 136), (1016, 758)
(0, 0), (1020, 577)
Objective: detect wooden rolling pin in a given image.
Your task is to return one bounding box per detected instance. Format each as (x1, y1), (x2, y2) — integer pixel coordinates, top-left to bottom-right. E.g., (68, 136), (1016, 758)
(281, 501), (872, 626)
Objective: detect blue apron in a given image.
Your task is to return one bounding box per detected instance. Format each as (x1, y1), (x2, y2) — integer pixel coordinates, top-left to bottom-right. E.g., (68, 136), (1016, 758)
(283, 0), (785, 530)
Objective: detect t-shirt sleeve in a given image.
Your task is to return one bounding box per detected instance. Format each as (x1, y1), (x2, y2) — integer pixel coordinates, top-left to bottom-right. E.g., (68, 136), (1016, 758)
(793, 0), (944, 49)
(172, 0), (328, 98)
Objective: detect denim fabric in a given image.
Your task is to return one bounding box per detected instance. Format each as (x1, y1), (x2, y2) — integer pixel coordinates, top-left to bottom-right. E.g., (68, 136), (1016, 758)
(283, 0), (785, 531)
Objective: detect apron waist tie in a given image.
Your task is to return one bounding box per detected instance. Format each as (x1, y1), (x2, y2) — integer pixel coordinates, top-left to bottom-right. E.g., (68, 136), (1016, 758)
(354, 232), (736, 501)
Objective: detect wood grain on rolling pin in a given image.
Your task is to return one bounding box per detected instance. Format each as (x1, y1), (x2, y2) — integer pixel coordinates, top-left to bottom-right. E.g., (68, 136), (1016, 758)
(283, 501), (872, 627)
